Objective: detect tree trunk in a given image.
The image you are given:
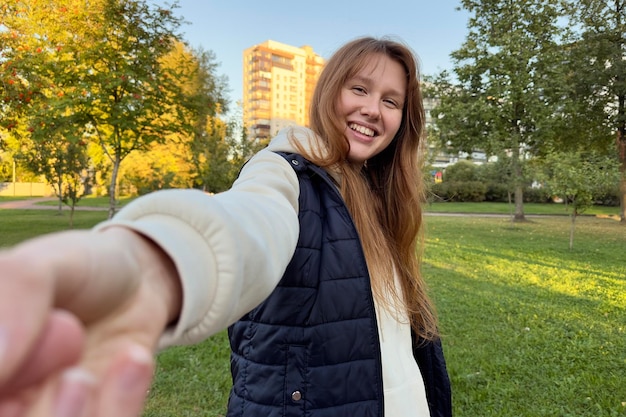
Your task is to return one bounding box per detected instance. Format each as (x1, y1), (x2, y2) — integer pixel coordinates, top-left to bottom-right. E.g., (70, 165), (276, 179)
(69, 204), (75, 229)
(511, 141), (526, 222)
(614, 0), (626, 225)
(619, 172), (626, 224)
(56, 178), (63, 213)
(569, 212), (576, 250)
(508, 191), (514, 224)
(514, 184), (525, 221)
(617, 101), (626, 224)
(108, 154), (121, 220)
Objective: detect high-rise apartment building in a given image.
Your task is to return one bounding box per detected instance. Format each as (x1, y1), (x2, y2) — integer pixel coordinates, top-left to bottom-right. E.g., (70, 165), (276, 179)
(243, 40), (325, 140)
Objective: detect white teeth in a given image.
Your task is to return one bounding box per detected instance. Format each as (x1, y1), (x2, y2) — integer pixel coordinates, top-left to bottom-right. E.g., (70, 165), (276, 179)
(349, 123), (375, 137)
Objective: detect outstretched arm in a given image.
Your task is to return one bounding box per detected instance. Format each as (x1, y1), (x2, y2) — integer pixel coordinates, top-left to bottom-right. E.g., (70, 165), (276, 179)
(0, 144), (300, 417)
(0, 226), (181, 417)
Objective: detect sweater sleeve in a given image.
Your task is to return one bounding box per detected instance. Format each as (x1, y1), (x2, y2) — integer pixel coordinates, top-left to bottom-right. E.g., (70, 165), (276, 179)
(94, 149), (300, 349)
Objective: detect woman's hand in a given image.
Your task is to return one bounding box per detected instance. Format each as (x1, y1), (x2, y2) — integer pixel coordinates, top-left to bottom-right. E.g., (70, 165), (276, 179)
(0, 227), (181, 417)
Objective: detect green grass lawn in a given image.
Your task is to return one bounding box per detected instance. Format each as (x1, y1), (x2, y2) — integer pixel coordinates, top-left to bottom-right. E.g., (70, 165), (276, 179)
(0, 195), (135, 207)
(1, 206), (625, 416)
(35, 195), (135, 208)
(423, 215), (626, 417)
(425, 201), (621, 217)
(1, 196), (621, 216)
(0, 209), (109, 247)
(0, 196), (31, 202)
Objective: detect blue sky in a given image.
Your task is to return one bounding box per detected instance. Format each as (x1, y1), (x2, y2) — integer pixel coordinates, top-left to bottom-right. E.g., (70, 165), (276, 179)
(170, 0), (471, 108)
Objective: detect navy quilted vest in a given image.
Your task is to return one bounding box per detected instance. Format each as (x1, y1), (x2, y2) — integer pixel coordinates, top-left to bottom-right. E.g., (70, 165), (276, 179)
(227, 152), (452, 417)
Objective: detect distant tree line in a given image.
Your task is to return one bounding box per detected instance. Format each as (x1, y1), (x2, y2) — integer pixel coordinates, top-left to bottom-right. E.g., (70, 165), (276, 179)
(2, 0), (624, 227)
(0, 0), (264, 222)
(424, 0), (626, 223)
(429, 159), (619, 207)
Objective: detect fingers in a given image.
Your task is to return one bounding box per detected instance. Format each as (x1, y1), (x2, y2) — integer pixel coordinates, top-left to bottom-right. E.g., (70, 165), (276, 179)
(0, 310), (85, 417)
(0, 399), (26, 417)
(0, 253), (54, 390)
(50, 368), (96, 417)
(0, 226), (177, 417)
(3, 310), (84, 396)
(5, 367), (96, 417)
(0, 343), (154, 417)
(48, 343), (154, 417)
(93, 344), (154, 417)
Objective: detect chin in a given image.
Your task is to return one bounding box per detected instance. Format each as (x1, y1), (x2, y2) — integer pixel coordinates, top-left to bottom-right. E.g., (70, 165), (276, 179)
(346, 155), (367, 165)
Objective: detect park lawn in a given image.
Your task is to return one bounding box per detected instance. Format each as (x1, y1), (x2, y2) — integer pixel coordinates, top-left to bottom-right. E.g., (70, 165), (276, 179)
(0, 209), (108, 247)
(1, 195), (621, 217)
(1, 209), (624, 416)
(0, 195), (135, 208)
(33, 195), (136, 208)
(423, 215), (626, 417)
(425, 201), (621, 217)
(145, 215), (626, 417)
(0, 196), (30, 202)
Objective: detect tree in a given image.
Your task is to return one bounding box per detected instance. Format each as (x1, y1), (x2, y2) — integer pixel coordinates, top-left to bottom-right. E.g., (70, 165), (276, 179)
(118, 140), (190, 195)
(159, 42), (231, 191)
(1, 0), (187, 219)
(428, 0), (567, 221)
(541, 151), (621, 249)
(225, 108), (268, 178)
(22, 133), (90, 226)
(18, 94), (93, 224)
(562, 0), (626, 223)
(195, 116), (236, 193)
(1, 0), (99, 194)
(78, 0), (186, 218)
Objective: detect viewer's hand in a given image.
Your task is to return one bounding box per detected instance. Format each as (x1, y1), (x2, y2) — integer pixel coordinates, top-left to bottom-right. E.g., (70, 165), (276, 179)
(0, 227), (181, 417)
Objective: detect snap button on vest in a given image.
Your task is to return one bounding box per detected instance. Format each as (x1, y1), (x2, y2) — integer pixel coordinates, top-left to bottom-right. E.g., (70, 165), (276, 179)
(291, 390), (302, 402)
(291, 159), (299, 166)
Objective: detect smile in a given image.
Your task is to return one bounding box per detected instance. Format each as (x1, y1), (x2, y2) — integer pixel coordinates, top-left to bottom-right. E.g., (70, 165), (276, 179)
(349, 123), (375, 137)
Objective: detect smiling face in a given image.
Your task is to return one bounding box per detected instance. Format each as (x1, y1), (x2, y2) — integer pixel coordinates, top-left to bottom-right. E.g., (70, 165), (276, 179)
(336, 53), (407, 165)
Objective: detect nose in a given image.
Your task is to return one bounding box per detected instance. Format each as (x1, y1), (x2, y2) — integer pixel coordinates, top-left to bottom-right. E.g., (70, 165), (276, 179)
(360, 98), (380, 119)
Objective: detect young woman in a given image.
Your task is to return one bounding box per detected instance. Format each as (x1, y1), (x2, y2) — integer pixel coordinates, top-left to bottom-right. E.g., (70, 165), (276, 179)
(0, 36), (451, 417)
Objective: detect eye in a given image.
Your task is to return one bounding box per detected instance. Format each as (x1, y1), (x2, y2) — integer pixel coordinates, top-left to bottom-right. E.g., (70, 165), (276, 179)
(383, 98), (400, 108)
(351, 86), (366, 95)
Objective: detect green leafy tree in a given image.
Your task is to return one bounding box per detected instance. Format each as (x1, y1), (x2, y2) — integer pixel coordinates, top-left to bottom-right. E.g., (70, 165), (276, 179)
(118, 139), (193, 195)
(1, 0), (97, 190)
(1, 0), (187, 218)
(159, 42), (230, 191)
(429, 0), (567, 221)
(477, 155), (516, 203)
(0, 157), (11, 183)
(541, 152), (621, 249)
(561, 0), (626, 222)
(78, 0), (186, 218)
(23, 134), (90, 226)
(197, 117), (235, 193)
(224, 105), (268, 178)
(91, 40), (232, 198)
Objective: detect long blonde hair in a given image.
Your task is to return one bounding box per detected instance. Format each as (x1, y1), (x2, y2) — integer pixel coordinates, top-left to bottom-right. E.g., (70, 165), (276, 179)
(291, 36), (438, 341)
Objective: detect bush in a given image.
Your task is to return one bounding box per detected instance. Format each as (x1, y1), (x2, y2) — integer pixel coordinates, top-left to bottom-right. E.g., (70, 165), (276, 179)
(523, 187), (552, 203)
(431, 181), (487, 202)
(594, 186), (620, 206)
(443, 160), (479, 182)
(484, 182), (510, 202)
